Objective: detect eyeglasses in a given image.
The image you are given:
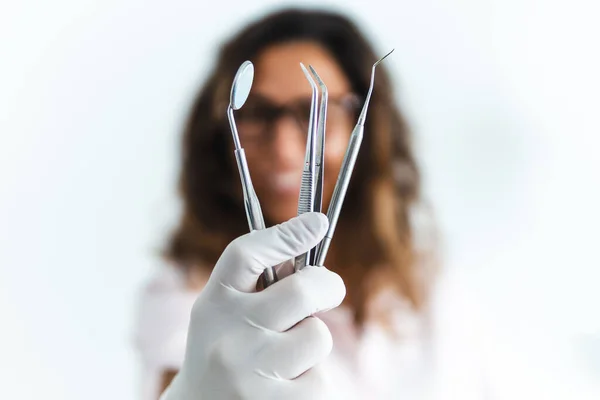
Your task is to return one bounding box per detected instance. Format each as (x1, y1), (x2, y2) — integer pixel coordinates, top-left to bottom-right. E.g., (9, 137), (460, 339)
(235, 93), (360, 145)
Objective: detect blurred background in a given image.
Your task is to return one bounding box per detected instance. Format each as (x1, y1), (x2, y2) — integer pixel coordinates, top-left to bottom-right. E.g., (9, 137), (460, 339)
(1, 0), (599, 398)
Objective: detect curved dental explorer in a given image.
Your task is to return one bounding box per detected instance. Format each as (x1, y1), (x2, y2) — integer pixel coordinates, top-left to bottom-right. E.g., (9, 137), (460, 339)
(294, 62), (319, 272)
(314, 49), (394, 267)
(307, 65), (328, 265)
(227, 60), (277, 287)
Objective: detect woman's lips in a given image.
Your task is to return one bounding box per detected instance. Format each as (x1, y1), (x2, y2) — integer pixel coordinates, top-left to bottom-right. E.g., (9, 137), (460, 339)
(269, 171), (301, 195)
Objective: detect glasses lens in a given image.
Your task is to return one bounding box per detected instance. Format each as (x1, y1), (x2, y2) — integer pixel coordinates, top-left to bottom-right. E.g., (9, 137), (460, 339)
(288, 99), (311, 134)
(289, 95), (360, 134)
(236, 99), (276, 142)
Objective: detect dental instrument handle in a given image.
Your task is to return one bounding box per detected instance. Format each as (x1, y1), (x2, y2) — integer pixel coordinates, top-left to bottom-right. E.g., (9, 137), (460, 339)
(235, 149), (265, 231)
(315, 124), (364, 267)
(294, 167), (314, 272)
(234, 149), (278, 286)
(228, 107), (257, 227)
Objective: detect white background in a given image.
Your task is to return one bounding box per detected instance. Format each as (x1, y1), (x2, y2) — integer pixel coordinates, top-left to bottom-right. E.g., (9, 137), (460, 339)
(1, 0), (599, 399)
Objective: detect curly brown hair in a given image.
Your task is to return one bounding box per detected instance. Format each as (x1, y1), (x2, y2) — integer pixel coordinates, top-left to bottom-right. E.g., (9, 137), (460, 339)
(165, 7), (431, 327)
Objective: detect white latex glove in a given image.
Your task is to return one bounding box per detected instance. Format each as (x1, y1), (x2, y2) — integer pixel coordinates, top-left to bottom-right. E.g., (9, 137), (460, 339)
(161, 212), (346, 400)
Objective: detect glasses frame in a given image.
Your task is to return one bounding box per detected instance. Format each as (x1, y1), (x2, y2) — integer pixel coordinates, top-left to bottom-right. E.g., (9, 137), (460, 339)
(232, 93), (362, 144)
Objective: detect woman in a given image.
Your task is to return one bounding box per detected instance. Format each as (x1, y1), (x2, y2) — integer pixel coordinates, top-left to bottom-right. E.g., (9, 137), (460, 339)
(135, 7), (531, 400)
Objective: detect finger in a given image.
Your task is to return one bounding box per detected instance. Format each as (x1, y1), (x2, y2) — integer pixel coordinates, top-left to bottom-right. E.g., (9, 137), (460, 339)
(213, 212), (328, 292)
(275, 364), (331, 400)
(247, 266), (346, 331)
(255, 316), (332, 380)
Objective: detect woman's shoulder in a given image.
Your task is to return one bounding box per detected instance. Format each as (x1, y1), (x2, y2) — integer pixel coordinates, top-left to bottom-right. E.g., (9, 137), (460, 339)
(134, 263), (209, 343)
(139, 262), (209, 295)
(133, 263), (207, 369)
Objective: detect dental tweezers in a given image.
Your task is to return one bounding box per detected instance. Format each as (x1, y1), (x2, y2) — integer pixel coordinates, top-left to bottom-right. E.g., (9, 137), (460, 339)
(294, 63), (320, 272)
(308, 65), (328, 265)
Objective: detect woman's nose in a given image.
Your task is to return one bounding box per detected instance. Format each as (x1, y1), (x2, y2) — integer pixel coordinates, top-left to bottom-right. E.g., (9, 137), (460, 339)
(269, 116), (305, 166)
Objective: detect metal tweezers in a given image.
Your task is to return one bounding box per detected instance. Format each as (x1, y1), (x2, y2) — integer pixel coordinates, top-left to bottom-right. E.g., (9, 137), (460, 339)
(294, 63), (328, 271)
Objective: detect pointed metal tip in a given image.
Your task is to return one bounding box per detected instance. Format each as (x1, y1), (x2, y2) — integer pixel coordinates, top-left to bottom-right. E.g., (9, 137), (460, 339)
(308, 65), (327, 91)
(357, 49), (394, 126)
(374, 49), (394, 67)
(299, 62), (309, 77)
(301, 63), (317, 88)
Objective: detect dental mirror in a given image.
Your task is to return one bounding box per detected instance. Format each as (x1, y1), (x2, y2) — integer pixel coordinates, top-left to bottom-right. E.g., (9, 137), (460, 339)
(226, 59), (276, 286)
(230, 61), (254, 110)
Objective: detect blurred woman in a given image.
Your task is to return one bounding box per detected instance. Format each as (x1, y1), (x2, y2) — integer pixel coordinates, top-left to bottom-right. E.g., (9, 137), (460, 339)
(135, 7), (520, 400)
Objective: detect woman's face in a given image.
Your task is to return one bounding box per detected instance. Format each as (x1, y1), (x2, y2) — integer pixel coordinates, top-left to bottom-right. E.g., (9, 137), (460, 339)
(236, 41), (356, 224)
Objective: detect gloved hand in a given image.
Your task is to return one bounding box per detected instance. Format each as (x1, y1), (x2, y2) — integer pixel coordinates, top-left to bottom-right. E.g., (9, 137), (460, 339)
(161, 212), (346, 400)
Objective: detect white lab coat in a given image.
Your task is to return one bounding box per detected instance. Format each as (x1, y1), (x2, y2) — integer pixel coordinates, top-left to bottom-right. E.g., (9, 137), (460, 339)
(133, 263), (574, 400)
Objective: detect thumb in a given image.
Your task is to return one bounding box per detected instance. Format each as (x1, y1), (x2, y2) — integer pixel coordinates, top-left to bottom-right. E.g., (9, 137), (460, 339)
(211, 212), (328, 292)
